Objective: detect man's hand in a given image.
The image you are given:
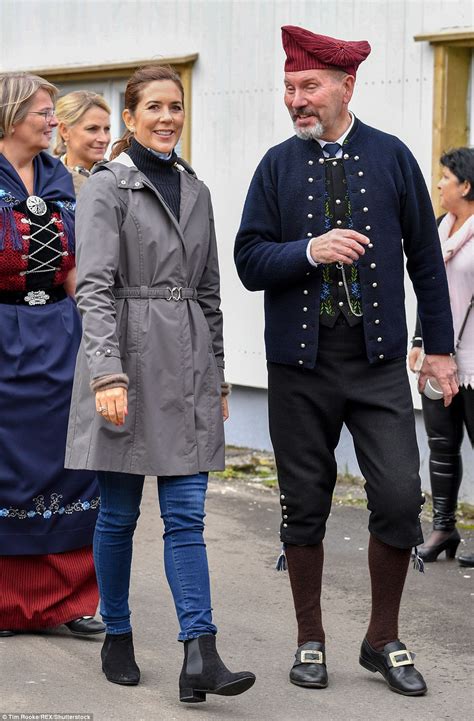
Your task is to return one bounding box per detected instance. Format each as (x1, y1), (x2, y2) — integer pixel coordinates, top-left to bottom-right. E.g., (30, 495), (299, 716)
(418, 354), (458, 407)
(310, 229), (369, 265)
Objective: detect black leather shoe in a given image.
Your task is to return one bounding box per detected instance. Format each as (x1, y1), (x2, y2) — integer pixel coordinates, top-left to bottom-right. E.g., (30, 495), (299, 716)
(65, 616), (105, 635)
(179, 634), (255, 703)
(458, 552), (474, 567)
(359, 638), (427, 696)
(101, 632), (140, 685)
(0, 630), (16, 636)
(289, 641), (328, 688)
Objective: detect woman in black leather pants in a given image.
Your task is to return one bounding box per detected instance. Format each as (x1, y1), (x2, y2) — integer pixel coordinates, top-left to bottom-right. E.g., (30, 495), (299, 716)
(409, 147), (474, 565)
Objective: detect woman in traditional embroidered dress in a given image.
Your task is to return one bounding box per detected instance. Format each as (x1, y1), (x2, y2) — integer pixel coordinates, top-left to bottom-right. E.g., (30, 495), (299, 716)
(65, 65), (255, 700)
(53, 91), (111, 195)
(0, 72), (104, 636)
(409, 147), (474, 565)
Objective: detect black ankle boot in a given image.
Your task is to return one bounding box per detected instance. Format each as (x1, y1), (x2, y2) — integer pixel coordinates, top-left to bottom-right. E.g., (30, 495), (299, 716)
(101, 632), (140, 686)
(179, 634), (256, 703)
(417, 528), (461, 562)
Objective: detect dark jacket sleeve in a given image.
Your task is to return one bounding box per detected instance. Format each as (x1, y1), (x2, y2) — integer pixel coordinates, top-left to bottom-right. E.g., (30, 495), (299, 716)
(409, 215), (449, 350)
(234, 159), (314, 291)
(400, 154), (454, 355)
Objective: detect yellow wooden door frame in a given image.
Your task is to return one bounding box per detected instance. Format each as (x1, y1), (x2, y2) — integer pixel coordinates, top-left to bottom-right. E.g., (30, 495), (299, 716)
(29, 55), (198, 163)
(414, 29), (473, 214)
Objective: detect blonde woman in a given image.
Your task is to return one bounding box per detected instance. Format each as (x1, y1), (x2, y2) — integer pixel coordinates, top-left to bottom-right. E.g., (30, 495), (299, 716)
(0, 73), (103, 637)
(54, 91), (111, 194)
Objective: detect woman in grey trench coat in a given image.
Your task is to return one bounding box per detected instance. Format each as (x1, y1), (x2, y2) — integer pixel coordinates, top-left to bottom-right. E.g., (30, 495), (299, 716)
(65, 65), (255, 702)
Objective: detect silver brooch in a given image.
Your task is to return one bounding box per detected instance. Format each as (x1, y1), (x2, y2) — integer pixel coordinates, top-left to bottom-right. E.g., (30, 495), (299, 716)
(26, 195), (47, 216)
(24, 290), (50, 306)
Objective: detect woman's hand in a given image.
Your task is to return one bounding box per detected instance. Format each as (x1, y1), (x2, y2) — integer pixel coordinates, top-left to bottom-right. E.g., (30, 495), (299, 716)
(408, 347), (423, 372)
(221, 394), (229, 422)
(96, 387), (128, 426)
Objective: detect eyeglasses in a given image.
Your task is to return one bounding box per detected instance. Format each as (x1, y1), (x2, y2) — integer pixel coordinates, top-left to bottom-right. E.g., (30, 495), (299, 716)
(28, 109), (56, 121)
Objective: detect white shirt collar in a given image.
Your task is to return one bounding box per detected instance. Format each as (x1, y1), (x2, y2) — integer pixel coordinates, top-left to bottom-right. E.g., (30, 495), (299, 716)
(316, 112), (354, 153)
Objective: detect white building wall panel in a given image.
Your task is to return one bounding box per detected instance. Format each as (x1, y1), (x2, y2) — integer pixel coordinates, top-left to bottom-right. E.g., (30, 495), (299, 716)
(1, 0), (472, 395)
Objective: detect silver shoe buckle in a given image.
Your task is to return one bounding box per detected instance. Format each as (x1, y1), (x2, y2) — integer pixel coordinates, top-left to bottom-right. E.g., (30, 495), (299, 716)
(166, 286), (183, 302)
(300, 649), (323, 664)
(388, 650), (414, 667)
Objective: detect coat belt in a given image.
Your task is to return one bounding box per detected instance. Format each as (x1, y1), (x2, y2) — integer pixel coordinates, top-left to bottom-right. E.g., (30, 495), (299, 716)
(113, 286), (197, 301)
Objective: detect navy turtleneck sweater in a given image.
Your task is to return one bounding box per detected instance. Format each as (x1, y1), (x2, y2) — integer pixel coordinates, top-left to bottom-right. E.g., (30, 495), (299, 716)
(127, 138), (181, 219)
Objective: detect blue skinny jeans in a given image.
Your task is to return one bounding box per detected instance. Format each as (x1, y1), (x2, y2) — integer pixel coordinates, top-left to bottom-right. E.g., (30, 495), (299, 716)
(93, 471), (217, 640)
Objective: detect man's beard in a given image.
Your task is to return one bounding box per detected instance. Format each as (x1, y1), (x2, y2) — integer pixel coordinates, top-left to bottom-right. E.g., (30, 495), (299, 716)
(291, 112), (324, 140)
(293, 119), (325, 140)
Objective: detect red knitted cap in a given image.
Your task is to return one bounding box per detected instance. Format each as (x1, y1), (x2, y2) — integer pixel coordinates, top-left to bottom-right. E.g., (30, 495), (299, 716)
(282, 25), (371, 76)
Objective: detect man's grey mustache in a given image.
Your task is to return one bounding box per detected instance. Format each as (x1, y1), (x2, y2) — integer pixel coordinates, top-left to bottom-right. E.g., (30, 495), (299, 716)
(291, 109), (317, 120)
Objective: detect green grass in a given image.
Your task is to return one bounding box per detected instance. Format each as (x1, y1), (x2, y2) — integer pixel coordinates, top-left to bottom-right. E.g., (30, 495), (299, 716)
(213, 454), (474, 525)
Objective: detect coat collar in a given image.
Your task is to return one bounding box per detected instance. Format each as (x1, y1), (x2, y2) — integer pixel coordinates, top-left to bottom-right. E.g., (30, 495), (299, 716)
(98, 152), (204, 253)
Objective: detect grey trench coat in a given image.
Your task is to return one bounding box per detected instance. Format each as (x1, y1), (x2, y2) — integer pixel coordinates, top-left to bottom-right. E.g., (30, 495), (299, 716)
(65, 152), (225, 476)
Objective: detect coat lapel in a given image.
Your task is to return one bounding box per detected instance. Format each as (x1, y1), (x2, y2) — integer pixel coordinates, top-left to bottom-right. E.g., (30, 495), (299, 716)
(179, 170), (203, 232)
(108, 153), (203, 262)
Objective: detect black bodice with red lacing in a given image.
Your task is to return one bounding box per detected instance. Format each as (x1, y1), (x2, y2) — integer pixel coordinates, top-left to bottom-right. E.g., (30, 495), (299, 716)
(0, 201), (74, 291)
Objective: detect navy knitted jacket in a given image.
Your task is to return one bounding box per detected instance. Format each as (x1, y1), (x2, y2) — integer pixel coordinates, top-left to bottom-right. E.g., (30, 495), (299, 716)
(234, 118), (454, 367)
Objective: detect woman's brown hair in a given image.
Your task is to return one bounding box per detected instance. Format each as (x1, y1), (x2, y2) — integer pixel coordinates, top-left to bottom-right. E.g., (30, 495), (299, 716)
(110, 65), (184, 160)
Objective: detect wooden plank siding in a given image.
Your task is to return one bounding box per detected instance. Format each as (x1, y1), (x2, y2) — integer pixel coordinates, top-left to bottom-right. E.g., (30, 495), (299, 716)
(415, 30), (474, 215)
(0, 0), (472, 389)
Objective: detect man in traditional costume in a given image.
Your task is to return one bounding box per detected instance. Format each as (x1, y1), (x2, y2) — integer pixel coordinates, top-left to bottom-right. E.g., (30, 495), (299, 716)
(234, 25), (458, 696)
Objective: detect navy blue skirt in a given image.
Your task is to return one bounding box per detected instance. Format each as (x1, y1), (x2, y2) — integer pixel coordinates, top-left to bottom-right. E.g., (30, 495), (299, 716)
(0, 296), (99, 555)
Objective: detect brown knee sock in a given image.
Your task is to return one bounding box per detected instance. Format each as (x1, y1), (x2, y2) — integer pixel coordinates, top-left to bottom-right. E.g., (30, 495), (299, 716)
(366, 534), (411, 651)
(285, 543), (325, 646)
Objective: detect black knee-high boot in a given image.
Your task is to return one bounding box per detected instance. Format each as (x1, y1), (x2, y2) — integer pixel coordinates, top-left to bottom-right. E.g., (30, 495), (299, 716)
(417, 396), (464, 561)
(179, 634), (256, 703)
(422, 394), (464, 532)
(430, 451), (462, 531)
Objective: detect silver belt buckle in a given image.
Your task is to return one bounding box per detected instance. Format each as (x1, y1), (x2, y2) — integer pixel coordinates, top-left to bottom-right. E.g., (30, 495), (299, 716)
(24, 290), (50, 306)
(166, 286), (183, 301)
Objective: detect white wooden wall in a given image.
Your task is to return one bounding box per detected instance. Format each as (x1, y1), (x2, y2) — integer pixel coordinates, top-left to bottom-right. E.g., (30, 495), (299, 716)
(1, 0), (472, 397)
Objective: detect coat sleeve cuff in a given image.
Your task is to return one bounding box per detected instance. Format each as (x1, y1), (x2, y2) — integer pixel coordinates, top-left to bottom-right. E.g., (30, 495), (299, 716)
(221, 382), (232, 397)
(306, 238), (320, 267)
(90, 373), (129, 393)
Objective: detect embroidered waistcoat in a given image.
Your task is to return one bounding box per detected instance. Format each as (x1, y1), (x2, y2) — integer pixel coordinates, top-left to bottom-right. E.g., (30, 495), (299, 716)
(319, 147), (363, 326)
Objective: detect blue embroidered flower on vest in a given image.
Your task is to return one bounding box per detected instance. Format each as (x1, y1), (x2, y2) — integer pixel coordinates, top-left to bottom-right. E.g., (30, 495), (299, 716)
(0, 493), (100, 520)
